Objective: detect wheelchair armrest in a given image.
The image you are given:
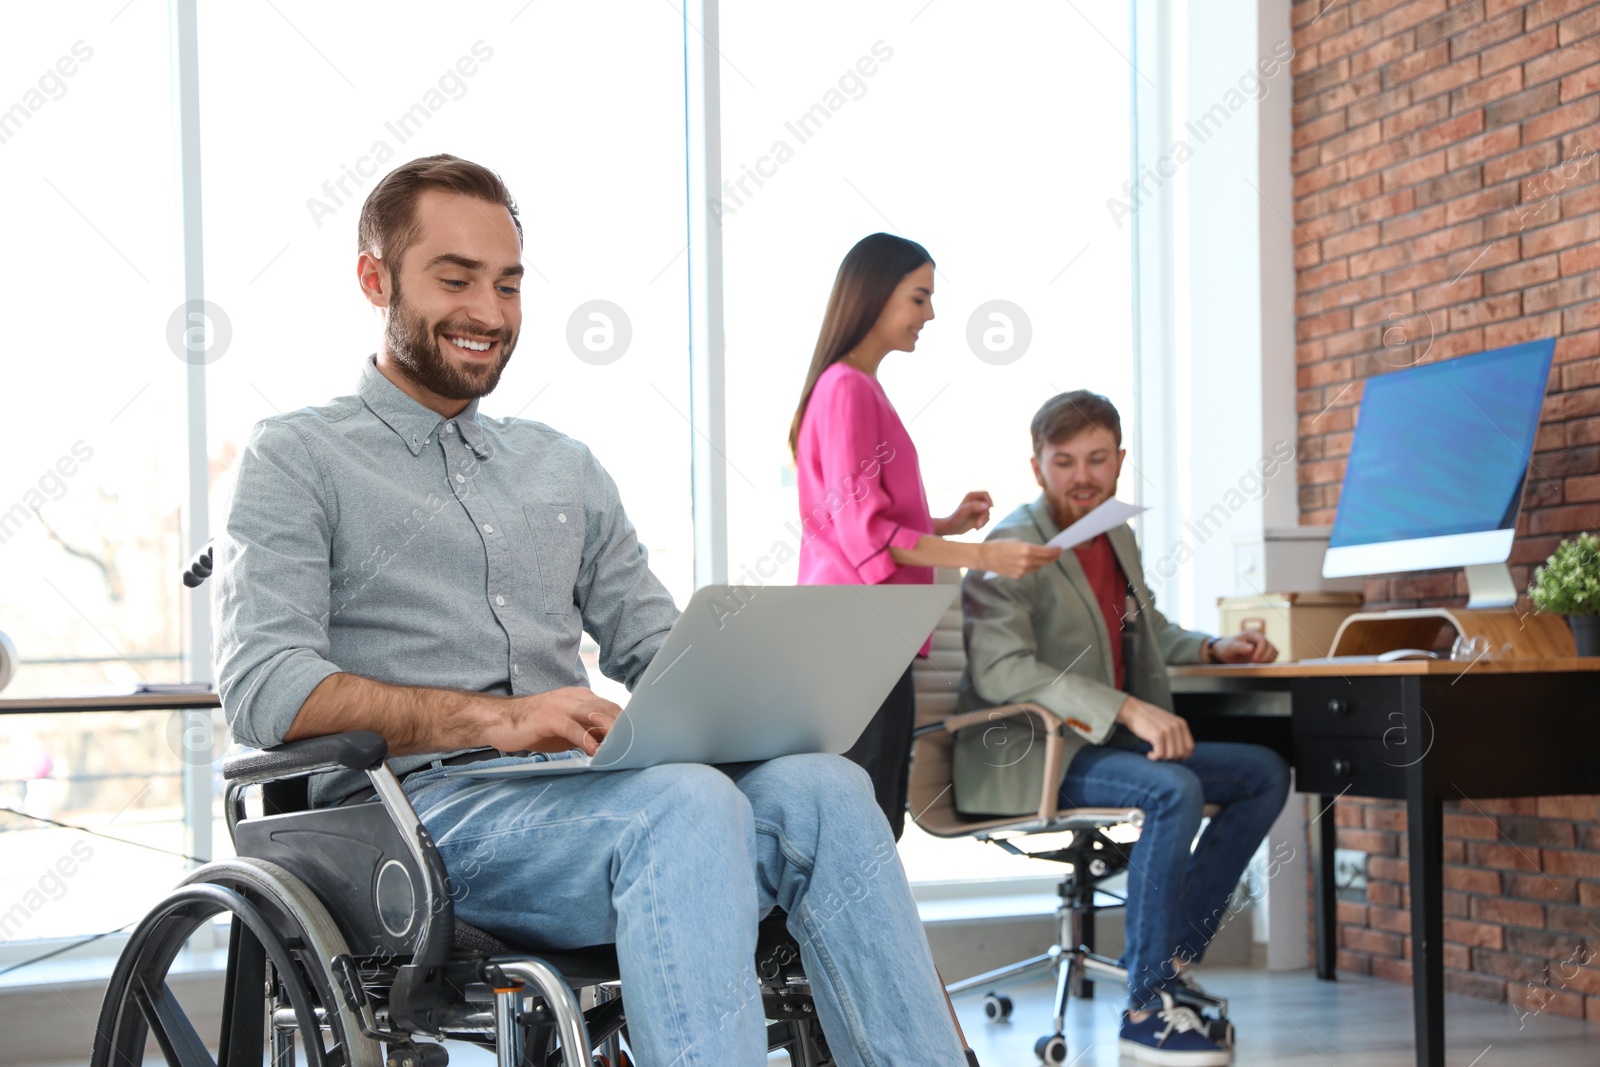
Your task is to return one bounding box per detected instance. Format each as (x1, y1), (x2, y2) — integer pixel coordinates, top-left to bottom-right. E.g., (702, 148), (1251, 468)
(223, 730), (388, 784)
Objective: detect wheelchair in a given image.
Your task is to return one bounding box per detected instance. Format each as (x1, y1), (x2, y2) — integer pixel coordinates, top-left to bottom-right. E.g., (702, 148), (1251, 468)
(90, 728), (838, 1067)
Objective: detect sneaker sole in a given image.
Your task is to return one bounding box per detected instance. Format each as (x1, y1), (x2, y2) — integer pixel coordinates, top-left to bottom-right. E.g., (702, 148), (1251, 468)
(1116, 1037), (1231, 1066)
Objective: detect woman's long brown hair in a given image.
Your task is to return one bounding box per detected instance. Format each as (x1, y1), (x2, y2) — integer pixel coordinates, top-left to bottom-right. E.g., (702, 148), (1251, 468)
(788, 233), (935, 455)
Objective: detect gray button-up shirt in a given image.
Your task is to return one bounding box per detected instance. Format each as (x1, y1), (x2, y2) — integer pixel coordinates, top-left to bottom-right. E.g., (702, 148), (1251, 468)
(213, 356), (679, 804)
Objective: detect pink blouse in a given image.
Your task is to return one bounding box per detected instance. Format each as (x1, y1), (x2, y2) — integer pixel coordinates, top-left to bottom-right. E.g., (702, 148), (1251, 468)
(796, 364), (935, 653)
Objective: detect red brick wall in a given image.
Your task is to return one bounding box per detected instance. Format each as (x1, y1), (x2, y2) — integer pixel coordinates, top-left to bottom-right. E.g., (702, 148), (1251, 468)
(1326, 795), (1600, 1020)
(1290, 0), (1600, 1016)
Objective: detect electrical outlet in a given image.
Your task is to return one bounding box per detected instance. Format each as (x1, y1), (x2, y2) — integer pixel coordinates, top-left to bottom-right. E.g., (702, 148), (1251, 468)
(1334, 848), (1368, 895)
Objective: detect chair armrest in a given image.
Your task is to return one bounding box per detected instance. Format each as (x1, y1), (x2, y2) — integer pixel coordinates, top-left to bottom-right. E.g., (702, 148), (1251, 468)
(936, 702), (1067, 735)
(223, 730), (388, 784)
(931, 702), (1075, 824)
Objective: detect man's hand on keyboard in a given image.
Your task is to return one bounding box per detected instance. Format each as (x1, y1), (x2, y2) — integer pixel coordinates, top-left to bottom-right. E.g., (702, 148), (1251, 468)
(486, 687), (621, 756)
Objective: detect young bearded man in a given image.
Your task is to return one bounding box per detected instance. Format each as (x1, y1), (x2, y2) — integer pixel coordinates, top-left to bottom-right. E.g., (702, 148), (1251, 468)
(212, 154), (967, 1067)
(953, 391), (1291, 1066)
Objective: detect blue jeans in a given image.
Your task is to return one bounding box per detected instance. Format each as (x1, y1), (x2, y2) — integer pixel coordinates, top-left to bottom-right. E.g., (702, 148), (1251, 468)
(403, 753), (965, 1067)
(1058, 738), (1290, 1012)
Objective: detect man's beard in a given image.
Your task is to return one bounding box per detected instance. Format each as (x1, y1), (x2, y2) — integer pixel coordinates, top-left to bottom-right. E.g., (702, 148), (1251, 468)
(1048, 485), (1112, 530)
(385, 277), (516, 401)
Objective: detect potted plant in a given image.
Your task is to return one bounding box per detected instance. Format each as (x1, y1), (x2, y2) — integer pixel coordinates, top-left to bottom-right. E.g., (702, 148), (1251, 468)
(1528, 532), (1600, 657)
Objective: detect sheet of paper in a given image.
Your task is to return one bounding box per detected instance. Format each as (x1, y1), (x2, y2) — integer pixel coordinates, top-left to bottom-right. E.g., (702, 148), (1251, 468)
(983, 497), (1150, 578)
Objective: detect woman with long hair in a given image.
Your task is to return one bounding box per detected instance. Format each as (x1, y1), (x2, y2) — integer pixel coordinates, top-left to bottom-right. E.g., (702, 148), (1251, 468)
(791, 232), (1060, 839)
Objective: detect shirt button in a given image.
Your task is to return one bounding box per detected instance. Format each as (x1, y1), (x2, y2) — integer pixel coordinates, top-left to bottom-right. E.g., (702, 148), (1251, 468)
(512, 664), (521, 676)
(411, 434), (418, 447)
(446, 422), (456, 434)
(496, 595), (506, 606)
(483, 524), (494, 533)
(456, 474), (466, 483)
(557, 513), (567, 523)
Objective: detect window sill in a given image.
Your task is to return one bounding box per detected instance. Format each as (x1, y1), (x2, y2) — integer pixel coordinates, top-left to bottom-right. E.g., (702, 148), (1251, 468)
(912, 874), (1126, 925)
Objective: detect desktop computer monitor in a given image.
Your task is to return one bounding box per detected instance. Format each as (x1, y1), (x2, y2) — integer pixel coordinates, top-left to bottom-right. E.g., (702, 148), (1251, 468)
(1321, 337), (1556, 608)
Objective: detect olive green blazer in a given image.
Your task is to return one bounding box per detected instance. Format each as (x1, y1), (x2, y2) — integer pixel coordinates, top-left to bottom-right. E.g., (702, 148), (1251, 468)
(952, 497), (1210, 816)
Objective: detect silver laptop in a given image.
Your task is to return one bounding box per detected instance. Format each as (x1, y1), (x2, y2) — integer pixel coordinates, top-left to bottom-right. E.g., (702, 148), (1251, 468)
(440, 583), (955, 779)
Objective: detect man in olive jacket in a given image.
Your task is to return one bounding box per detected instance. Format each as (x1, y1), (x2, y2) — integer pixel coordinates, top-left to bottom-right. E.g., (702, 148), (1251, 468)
(954, 391), (1290, 1066)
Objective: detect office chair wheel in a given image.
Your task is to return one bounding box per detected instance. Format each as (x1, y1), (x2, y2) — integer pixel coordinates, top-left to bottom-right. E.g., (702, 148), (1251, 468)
(1207, 1016), (1235, 1047)
(982, 992), (1013, 1021)
(91, 857), (382, 1067)
(1033, 1032), (1068, 1064)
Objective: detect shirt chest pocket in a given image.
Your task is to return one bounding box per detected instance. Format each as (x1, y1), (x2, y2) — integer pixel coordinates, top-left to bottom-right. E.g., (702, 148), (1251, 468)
(525, 504), (584, 614)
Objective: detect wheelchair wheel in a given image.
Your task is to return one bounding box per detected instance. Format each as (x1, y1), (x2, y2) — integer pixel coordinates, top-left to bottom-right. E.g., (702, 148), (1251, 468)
(91, 857), (382, 1067)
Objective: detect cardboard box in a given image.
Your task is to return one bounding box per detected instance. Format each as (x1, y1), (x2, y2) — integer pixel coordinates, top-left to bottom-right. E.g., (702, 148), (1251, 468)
(1233, 525), (1363, 595)
(1217, 592), (1364, 661)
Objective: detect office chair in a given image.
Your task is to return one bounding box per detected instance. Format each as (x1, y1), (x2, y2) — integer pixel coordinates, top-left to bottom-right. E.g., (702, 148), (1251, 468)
(92, 543), (836, 1067)
(906, 571), (1232, 1065)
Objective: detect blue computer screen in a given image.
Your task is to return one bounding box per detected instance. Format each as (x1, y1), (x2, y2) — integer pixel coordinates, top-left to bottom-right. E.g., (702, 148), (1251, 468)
(1328, 339), (1555, 549)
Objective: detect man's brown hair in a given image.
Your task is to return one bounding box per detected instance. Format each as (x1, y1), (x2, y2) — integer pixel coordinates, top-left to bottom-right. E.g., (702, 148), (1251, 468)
(1030, 390), (1122, 455)
(357, 154), (522, 272)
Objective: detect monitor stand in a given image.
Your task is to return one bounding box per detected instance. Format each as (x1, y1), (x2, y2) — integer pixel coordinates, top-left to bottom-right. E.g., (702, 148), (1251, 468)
(1327, 604), (1575, 660)
(1324, 554), (1576, 660)
(1464, 562), (1517, 609)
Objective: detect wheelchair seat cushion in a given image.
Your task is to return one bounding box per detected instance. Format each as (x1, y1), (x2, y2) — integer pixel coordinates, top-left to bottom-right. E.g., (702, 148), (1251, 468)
(452, 917), (515, 956)
(452, 918), (621, 986)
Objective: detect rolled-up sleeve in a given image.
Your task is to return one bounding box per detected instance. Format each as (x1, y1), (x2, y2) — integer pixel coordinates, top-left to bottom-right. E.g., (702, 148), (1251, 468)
(212, 420), (342, 750)
(805, 374), (922, 585)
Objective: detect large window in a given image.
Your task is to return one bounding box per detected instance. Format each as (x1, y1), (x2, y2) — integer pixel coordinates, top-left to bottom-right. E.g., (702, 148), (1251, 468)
(2, 1), (692, 966)
(0, 9), (186, 698)
(719, 2), (1136, 880)
(0, 4), (200, 945)
(720, 2), (1136, 585)
(0, 2), (1138, 969)
(197, 0), (695, 695)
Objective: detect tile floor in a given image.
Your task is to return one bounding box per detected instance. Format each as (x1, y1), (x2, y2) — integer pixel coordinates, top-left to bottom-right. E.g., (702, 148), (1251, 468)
(18, 965), (1596, 1067)
(944, 966), (1598, 1067)
(433, 963), (1597, 1066)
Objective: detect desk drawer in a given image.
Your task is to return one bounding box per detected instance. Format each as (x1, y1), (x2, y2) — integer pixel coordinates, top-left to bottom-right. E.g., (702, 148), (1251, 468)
(1293, 736), (1407, 799)
(1290, 679), (1407, 739)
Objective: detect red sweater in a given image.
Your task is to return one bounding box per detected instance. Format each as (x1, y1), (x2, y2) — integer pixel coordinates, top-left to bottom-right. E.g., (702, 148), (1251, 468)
(1073, 533), (1128, 690)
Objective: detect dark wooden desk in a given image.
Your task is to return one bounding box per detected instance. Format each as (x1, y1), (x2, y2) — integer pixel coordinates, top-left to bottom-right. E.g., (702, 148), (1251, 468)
(1169, 658), (1600, 1067)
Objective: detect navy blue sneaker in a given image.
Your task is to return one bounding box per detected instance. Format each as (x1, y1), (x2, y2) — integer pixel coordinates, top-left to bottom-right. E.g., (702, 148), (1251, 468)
(1118, 992), (1231, 1065)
